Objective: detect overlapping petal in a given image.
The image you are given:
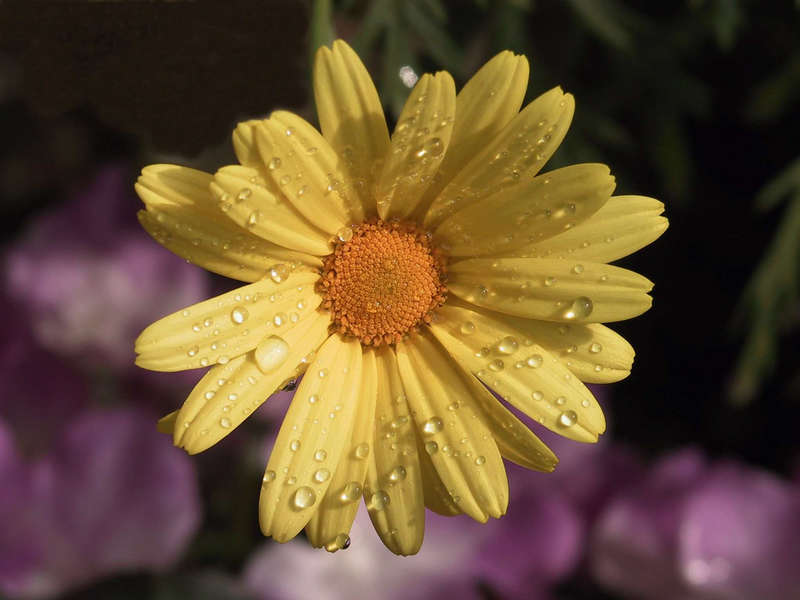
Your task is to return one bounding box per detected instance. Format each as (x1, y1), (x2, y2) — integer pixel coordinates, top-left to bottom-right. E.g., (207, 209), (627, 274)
(306, 349), (377, 551)
(449, 257), (654, 323)
(428, 304), (606, 442)
(376, 72), (456, 220)
(364, 346), (426, 555)
(313, 40), (391, 216)
(175, 311), (330, 454)
(135, 271), (321, 371)
(435, 164), (615, 257)
(212, 165), (331, 255)
(424, 87), (574, 228)
(259, 334), (363, 543)
(504, 195), (669, 263)
(397, 331), (508, 522)
(136, 165), (321, 281)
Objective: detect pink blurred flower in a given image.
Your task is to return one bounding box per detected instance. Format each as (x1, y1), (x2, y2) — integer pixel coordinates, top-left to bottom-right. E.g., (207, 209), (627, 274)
(4, 164), (209, 371)
(591, 448), (800, 600)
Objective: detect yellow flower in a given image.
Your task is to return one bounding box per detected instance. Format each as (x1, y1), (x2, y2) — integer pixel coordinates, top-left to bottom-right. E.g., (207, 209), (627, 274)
(135, 40), (667, 555)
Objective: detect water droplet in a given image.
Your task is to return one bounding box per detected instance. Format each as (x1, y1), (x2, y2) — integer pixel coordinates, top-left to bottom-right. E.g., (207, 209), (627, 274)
(187, 346), (199, 357)
(460, 321), (476, 335)
(324, 533), (351, 552)
(475, 455), (486, 466)
(273, 312), (288, 327)
(589, 342), (603, 353)
(532, 390), (544, 401)
(287, 476), (297, 485)
(368, 490), (390, 511)
(526, 354), (543, 368)
(313, 469), (331, 483)
(254, 336), (289, 373)
(308, 394), (319, 404)
(581, 398), (591, 408)
(314, 449), (327, 462)
(247, 210), (260, 228)
(237, 188), (252, 202)
(558, 410), (578, 428)
(297, 185), (309, 197)
(556, 396), (566, 406)
(544, 276), (556, 287)
(424, 441), (439, 455)
(496, 336), (518, 355)
(231, 306), (249, 324)
(318, 368), (329, 378)
(422, 417), (443, 435)
(572, 264), (585, 274)
(355, 443), (370, 459)
(488, 359), (505, 372)
(290, 439), (301, 452)
(268, 157), (281, 170)
(336, 226), (353, 242)
(562, 297), (593, 320)
(340, 481), (362, 502)
(292, 486), (316, 509)
(219, 417), (231, 428)
(388, 465), (407, 482)
(262, 470), (276, 486)
(269, 263), (290, 283)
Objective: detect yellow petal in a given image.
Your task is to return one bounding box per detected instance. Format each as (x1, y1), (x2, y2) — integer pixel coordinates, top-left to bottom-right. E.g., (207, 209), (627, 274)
(376, 72), (456, 220)
(435, 164), (615, 257)
(448, 258), (654, 323)
(176, 311), (330, 454)
(363, 346), (425, 555)
(424, 87), (574, 229)
(417, 436), (461, 516)
(505, 195), (669, 263)
(313, 40), (390, 217)
(156, 410), (178, 434)
(254, 111), (365, 231)
(305, 348), (377, 551)
(396, 331), (508, 522)
(454, 362), (558, 472)
(137, 165), (322, 281)
(135, 271), (321, 372)
(428, 303), (605, 442)
(212, 165), (331, 256)
(412, 50), (529, 220)
(259, 334), (363, 543)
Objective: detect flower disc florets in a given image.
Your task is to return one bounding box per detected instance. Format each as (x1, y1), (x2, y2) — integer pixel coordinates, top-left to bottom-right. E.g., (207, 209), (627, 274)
(318, 220), (447, 346)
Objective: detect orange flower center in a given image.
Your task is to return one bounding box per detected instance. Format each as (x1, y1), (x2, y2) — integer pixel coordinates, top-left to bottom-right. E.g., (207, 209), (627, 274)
(319, 220), (447, 346)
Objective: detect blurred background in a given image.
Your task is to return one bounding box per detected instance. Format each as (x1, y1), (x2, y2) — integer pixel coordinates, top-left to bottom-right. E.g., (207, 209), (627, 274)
(1, 1), (799, 599)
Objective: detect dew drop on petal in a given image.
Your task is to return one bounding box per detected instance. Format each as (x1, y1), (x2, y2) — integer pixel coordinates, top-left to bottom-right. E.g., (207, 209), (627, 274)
(532, 390), (544, 401)
(314, 449), (327, 462)
(269, 263), (290, 283)
(424, 441), (438, 455)
(292, 486), (316, 509)
(562, 297), (593, 320)
(231, 306), (249, 324)
(422, 417), (443, 435)
(526, 354), (543, 368)
(355, 443), (370, 459)
(558, 410), (578, 428)
(388, 466), (407, 482)
(290, 439), (301, 452)
(254, 336), (289, 373)
(460, 321), (476, 335)
(219, 417), (231, 428)
(313, 469), (331, 483)
(488, 359), (504, 372)
(496, 336), (519, 355)
(590, 342), (603, 353)
(340, 481), (362, 503)
(474, 455), (486, 466)
(367, 490), (390, 511)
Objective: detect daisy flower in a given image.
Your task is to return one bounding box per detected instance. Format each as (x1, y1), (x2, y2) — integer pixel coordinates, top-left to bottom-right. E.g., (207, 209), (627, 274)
(135, 39), (667, 555)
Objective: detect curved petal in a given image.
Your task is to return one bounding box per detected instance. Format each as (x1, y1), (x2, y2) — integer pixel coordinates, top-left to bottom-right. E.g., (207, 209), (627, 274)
(376, 71), (456, 220)
(313, 39), (390, 217)
(254, 111), (365, 231)
(305, 348), (377, 551)
(428, 303), (605, 442)
(417, 435), (461, 516)
(502, 195), (669, 263)
(135, 271), (321, 372)
(424, 87), (574, 229)
(412, 51), (529, 220)
(363, 346), (426, 555)
(175, 310), (330, 454)
(136, 165), (321, 281)
(259, 334), (363, 543)
(448, 258), (654, 323)
(212, 165), (331, 256)
(397, 331), (508, 522)
(435, 164), (615, 257)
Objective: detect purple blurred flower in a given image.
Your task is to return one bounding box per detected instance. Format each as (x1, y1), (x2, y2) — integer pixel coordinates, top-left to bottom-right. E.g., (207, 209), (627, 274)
(4, 164), (209, 371)
(0, 409), (201, 599)
(243, 507), (482, 600)
(591, 448), (800, 600)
